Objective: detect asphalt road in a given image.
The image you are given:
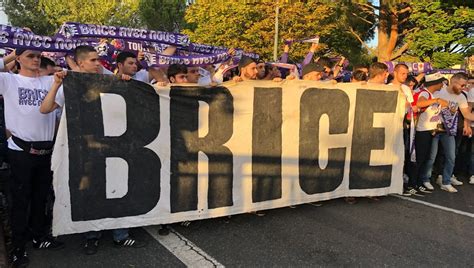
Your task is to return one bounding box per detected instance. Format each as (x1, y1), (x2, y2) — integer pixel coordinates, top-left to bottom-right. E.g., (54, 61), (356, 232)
(26, 182), (474, 267)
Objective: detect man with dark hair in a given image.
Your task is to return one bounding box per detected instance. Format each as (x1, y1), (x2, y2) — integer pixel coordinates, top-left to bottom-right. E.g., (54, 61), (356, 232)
(167, 64), (188, 84)
(351, 70), (367, 82)
(256, 59), (266, 80)
(39, 56), (57, 76)
(41, 45), (145, 255)
(368, 62), (389, 84)
(316, 57), (332, 74)
(234, 56), (258, 81)
(186, 66), (200, 83)
(0, 49), (64, 267)
(405, 75), (419, 91)
(115, 51), (165, 83)
(301, 62), (325, 81)
(353, 64), (369, 76)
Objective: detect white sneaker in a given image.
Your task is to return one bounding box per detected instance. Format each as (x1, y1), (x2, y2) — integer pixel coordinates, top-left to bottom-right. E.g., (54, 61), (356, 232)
(423, 182), (434, 191)
(469, 175), (474, 185)
(436, 175), (443, 186)
(440, 184), (458, 193)
(451, 177), (463, 186)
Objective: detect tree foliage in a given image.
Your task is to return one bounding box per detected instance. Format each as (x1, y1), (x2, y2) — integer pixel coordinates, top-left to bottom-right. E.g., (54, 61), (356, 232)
(2, 0), (471, 69)
(349, 0), (473, 68)
(138, 0), (187, 32)
(184, 0), (375, 65)
(39, 0), (141, 30)
(0, 0), (56, 35)
(403, 0), (473, 68)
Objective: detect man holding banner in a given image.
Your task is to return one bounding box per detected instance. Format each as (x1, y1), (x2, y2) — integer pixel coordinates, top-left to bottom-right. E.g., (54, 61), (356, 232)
(0, 49), (64, 268)
(40, 45), (146, 255)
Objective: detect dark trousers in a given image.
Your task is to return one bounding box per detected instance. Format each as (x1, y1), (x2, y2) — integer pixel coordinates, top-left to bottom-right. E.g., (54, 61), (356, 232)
(8, 149), (53, 249)
(408, 131), (433, 187)
(454, 133), (471, 176)
(403, 127), (415, 188)
(0, 98), (7, 163)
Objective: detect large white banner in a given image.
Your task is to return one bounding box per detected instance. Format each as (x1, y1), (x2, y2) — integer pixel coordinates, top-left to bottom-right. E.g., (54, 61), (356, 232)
(52, 72), (405, 235)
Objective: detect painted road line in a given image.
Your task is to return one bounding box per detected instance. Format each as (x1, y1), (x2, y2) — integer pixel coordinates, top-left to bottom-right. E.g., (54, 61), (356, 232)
(392, 195), (474, 218)
(144, 225), (224, 268)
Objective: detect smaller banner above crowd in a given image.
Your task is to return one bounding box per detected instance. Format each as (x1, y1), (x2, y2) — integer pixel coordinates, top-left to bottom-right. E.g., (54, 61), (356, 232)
(0, 22), (259, 68)
(58, 22), (191, 47)
(384, 61), (433, 74)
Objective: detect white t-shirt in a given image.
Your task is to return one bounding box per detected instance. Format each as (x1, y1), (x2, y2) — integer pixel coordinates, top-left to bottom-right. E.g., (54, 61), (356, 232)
(434, 87), (468, 109)
(388, 83), (414, 103)
(102, 67), (149, 83)
(133, 69), (149, 83)
(467, 89), (474, 103)
(433, 87), (468, 127)
(0, 73), (56, 150)
(416, 90), (441, 131)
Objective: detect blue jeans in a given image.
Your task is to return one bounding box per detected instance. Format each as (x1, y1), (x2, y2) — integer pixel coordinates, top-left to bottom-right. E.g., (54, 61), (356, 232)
(85, 228), (129, 242)
(422, 133), (455, 185)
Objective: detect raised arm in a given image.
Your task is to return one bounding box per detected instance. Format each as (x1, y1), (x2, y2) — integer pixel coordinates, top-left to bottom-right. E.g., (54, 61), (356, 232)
(40, 71), (66, 114)
(302, 43), (318, 67)
(279, 41), (291, 63)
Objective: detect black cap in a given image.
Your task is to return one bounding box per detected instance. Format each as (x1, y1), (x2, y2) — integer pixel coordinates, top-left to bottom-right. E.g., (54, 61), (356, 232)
(15, 48), (41, 56)
(15, 48), (27, 56)
(238, 56), (255, 71)
(302, 63), (325, 76)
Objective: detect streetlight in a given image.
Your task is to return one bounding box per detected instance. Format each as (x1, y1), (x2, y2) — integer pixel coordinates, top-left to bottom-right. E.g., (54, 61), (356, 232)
(273, 4), (279, 61)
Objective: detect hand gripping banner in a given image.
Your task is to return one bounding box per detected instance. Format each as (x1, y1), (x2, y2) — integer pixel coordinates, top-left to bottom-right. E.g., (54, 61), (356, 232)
(52, 73), (405, 235)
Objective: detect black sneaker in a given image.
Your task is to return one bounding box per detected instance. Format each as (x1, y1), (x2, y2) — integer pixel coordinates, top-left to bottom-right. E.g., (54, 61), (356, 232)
(12, 248), (29, 268)
(32, 237), (65, 250)
(417, 186), (433, 194)
(83, 238), (99, 255)
(114, 236), (146, 248)
(402, 188), (414, 196)
(409, 188), (424, 197)
(158, 225), (170, 236)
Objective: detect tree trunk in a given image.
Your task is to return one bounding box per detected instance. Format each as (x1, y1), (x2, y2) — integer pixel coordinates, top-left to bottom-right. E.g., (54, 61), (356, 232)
(377, 0), (398, 62)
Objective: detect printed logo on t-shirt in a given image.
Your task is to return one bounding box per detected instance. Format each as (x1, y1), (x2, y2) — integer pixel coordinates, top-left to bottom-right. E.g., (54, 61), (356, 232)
(430, 115), (440, 122)
(18, 87), (48, 106)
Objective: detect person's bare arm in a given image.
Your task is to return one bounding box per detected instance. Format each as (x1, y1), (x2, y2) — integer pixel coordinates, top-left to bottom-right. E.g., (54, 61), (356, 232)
(65, 55), (80, 71)
(333, 56), (345, 78)
(415, 72), (425, 83)
(4, 60), (16, 72)
(162, 45), (177, 56)
(40, 71), (66, 114)
(459, 106), (474, 121)
(2, 50), (16, 66)
(148, 67), (168, 83)
(416, 96), (447, 108)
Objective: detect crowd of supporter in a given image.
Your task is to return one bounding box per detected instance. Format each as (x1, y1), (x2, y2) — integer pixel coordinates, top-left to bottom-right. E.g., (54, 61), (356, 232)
(0, 38), (472, 268)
